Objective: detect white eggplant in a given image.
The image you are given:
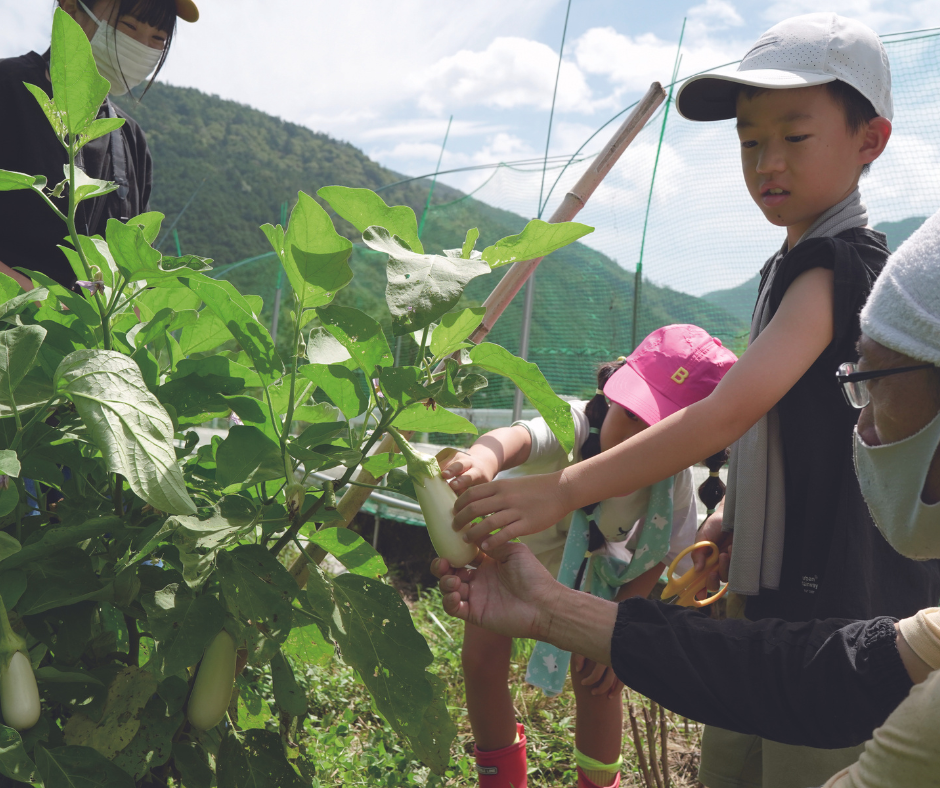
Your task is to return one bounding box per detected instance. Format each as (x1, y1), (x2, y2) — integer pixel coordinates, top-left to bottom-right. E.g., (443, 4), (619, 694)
(187, 630), (237, 731)
(0, 652), (40, 731)
(0, 593), (39, 731)
(389, 427), (479, 567)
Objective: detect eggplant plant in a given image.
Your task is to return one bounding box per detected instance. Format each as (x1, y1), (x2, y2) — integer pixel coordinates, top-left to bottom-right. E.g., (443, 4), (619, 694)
(0, 9), (591, 786)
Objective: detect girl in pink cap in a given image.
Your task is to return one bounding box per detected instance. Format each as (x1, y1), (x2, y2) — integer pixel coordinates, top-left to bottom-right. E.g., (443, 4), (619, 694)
(441, 324), (737, 788)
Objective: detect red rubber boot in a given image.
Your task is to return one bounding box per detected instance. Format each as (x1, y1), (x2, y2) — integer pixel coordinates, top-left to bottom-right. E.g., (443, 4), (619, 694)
(474, 723), (527, 787)
(577, 766), (621, 788)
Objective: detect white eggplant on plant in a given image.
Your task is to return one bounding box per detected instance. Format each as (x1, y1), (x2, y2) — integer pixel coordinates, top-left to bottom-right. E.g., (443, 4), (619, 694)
(186, 629), (237, 731)
(388, 427), (479, 568)
(0, 594), (39, 731)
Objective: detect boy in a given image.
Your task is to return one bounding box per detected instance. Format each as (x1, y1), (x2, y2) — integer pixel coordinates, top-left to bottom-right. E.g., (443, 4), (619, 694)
(449, 13), (940, 788)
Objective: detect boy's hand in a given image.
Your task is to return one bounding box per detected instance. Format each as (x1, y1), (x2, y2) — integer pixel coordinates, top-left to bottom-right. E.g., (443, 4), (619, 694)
(452, 471), (569, 551)
(692, 506), (732, 598)
(440, 445), (501, 495)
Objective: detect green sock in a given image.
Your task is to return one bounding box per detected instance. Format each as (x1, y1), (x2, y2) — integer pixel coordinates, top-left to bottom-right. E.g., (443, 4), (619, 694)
(574, 748), (621, 787)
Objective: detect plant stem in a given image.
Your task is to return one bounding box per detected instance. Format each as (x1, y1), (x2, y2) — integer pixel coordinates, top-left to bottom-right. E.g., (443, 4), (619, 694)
(417, 324), (430, 366)
(65, 143), (111, 350)
(280, 295), (303, 479)
(9, 397), (61, 452)
(124, 614), (141, 666)
(112, 473), (124, 517)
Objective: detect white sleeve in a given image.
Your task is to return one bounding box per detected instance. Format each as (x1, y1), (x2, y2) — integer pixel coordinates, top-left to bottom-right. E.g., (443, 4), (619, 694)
(510, 401), (587, 469)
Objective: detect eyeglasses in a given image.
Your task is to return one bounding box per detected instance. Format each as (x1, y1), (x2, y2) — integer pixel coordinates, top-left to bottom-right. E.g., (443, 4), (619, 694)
(836, 361), (935, 408)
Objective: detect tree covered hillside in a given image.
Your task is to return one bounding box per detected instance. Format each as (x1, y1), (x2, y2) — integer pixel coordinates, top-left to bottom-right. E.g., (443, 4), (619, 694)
(117, 83), (748, 405)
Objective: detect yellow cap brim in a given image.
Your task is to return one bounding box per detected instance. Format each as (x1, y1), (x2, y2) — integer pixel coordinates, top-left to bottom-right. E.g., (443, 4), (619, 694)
(175, 0), (199, 22)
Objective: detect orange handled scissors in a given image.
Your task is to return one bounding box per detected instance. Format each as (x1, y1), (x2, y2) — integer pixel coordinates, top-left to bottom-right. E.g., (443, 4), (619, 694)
(661, 541), (729, 608)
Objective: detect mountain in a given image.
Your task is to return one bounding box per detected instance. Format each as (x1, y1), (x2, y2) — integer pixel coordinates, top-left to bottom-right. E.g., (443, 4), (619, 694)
(115, 84), (748, 406)
(700, 216), (929, 326)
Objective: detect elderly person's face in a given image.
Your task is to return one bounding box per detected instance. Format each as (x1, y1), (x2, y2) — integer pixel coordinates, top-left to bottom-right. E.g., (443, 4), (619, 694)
(856, 333), (940, 504)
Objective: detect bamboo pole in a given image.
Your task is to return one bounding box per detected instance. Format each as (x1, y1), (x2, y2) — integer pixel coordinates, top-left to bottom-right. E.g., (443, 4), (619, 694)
(288, 82), (667, 586)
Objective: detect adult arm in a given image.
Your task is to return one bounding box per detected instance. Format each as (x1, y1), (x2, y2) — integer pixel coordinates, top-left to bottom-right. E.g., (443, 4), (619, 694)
(454, 268), (836, 547)
(0, 261), (34, 292)
(609, 598), (912, 749)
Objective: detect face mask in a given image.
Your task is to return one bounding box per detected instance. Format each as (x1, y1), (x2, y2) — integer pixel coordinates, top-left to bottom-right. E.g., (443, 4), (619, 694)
(79, 1), (163, 96)
(854, 410), (940, 560)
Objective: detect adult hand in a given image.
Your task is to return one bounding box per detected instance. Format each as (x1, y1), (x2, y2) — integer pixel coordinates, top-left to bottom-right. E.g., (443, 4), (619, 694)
(452, 471), (569, 551)
(431, 542), (562, 641)
(692, 507), (732, 598)
(573, 653), (625, 698)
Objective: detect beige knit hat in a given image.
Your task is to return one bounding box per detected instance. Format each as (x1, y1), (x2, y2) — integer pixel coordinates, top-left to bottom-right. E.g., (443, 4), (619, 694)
(860, 210), (940, 365)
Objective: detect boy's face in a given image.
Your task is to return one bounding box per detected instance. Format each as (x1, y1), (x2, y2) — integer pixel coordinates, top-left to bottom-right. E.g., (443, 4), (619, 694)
(735, 85), (876, 244)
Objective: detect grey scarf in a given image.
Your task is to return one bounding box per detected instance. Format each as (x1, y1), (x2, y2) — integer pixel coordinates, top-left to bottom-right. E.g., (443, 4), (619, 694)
(724, 189), (868, 594)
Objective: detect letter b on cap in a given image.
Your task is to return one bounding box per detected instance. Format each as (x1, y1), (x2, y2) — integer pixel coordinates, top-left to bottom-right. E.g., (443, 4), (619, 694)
(671, 367), (689, 384)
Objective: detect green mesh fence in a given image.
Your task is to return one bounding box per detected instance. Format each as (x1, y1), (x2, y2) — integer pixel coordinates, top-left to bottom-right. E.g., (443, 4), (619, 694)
(213, 29), (940, 415)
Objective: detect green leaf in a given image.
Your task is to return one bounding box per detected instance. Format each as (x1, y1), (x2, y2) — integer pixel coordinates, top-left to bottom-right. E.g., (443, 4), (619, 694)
(0, 288), (49, 323)
(362, 226), (490, 336)
(460, 227), (479, 259)
(270, 650), (307, 717)
(0, 452), (20, 479)
(481, 218), (594, 268)
(318, 186), (423, 253)
(0, 170), (45, 192)
(24, 82), (66, 139)
(0, 488), (17, 520)
(218, 545), (297, 643)
(293, 402), (343, 426)
(0, 326), (46, 412)
(407, 673), (458, 775)
(0, 726), (36, 783)
(17, 547), (103, 616)
(217, 729), (308, 788)
(178, 309), (234, 355)
(298, 364), (368, 421)
(79, 116), (124, 147)
(34, 668), (104, 686)
(306, 326), (351, 365)
(132, 307), (176, 349)
(361, 451), (406, 478)
(393, 403), (477, 435)
(106, 219), (162, 281)
(35, 743), (134, 788)
(0, 571), (25, 611)
(54, 350), (196, 514)
(378, 366), (432, 411)
(0, 273), (21, 303)
(282, 622), (332, 668)
(308, 529), (387, 578)
(430, 307), (485, 358)
(293, 421), (346, 449)
(325, 574), (435, 745)
(216, 426), (284, 490)
(69, 165), (117, 202)
(469, 342), (575, 454)
(172, 742), (213, 788)
(28, 269), (100, 329)
(142, 584), (225, 676)
(48, 8), (111, 136)
(268, 191), (353, 310)
(384, 468), (417, 500)
(0, 534), (20, 564)
(111, 694), (182, 781)
(315, 304), (392, 375)
(184, 277), (284, 384)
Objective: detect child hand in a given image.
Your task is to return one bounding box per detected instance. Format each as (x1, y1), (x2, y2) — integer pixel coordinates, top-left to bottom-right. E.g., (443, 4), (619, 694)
(692, 506), (732, 599)
(573, 654), (624, 698)
(453, 472), (569, 550)
(440, 446), (500, 495)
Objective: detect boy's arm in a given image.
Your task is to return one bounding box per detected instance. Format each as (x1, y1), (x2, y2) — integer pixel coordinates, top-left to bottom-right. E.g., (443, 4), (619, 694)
(441, 425), (532, 495)
(455, 267), (836, 549)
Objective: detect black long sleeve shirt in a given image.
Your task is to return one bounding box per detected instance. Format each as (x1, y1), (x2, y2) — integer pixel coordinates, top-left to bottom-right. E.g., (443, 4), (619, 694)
(609, 598), (913, 749)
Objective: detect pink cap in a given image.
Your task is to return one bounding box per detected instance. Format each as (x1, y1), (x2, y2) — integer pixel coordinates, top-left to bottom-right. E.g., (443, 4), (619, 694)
(603, 324), (737, 426)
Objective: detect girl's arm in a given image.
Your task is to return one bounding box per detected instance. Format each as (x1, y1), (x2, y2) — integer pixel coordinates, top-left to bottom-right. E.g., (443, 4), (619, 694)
(455, 267), (836, 549)
(0, 261), (33, 292)
(615, 562), (665, 602)
(441, 425), (533, 495)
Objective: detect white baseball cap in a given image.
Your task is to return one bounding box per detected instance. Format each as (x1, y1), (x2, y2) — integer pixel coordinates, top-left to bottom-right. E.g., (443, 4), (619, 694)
(676, 13), (892, 122)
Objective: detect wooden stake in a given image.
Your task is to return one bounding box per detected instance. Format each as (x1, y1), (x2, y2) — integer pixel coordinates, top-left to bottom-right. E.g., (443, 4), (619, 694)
(660, 703), (669, 788)
(627, 695), (654, 788)
(644, 703), (664, 788)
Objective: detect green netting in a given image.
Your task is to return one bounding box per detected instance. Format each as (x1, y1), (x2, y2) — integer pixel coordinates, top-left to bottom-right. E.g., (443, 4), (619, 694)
(211, 30), (940, 413)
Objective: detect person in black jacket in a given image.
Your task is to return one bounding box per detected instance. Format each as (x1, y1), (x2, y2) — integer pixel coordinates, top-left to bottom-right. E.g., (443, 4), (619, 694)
(0, 0), (198, 291)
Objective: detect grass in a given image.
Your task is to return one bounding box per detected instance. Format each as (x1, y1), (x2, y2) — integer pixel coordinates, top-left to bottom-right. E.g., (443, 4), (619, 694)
(242, 585), (705, 787)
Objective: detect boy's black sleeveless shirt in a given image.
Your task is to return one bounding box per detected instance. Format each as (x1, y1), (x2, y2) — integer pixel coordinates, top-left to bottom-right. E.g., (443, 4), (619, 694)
(744, 227), (940, 623)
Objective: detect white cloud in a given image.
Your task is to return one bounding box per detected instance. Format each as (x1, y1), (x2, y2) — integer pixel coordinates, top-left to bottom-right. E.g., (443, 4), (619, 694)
(758, 0), (934, 33)
(572, 27), (745, 98)
(687, 0), (745, 35)
(417, 37), (595, 114)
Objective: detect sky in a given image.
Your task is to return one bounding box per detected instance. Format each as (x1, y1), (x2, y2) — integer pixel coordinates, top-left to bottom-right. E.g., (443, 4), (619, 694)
(4, 1), (940, 294)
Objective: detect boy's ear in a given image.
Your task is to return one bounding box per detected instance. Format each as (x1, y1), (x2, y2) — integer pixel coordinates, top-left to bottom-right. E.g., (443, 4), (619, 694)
(859, 117), (892, 167)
